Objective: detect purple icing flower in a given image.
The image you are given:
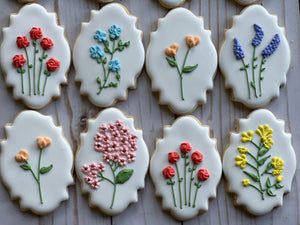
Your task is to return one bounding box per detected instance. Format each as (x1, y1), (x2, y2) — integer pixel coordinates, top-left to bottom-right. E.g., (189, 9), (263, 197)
(94, 29), (107, 43)
(109, 59), (121, 71)
(90, 46), (104, 59)
(252, 24), (264, 46)
(262, 34), (280, 58)
(109, 24), (122, 40)
(233, 38), (245, 60)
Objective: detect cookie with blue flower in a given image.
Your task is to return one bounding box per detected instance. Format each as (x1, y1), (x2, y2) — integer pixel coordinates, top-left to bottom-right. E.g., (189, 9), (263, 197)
(219, 5), (291, 108)
(73, 3), (144, 107)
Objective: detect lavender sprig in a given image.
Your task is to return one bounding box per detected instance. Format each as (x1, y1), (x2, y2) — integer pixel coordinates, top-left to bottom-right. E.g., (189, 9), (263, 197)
(262, 34), (280, 58)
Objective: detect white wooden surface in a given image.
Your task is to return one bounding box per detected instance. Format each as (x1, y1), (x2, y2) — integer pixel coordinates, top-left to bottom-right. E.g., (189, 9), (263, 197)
(0, 0), (299, 224)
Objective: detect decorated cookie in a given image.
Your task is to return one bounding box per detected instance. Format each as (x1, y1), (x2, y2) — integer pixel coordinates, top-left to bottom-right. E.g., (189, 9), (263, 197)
(219, 5), (291, 108)
(73, 3), (145, 107)
(0, 4), (71, 109)
(75, 108), (149, 215)
(0, 111), (74, 215)
(97, 0), (114, 3)
(146, 8), (218, 114)
(150, 116), (222, 220)
(234, 0), (258, 5)
(157, 0), (186, 9)
(223, 109), (296, 215)
(17, 0), (37, 3)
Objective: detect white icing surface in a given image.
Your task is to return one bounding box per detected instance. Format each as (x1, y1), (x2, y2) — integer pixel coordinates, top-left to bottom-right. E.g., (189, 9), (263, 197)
(73, 4), (145, 107)
(75, 108), (149, 215)
(158, 0), (186, 8)
(235, 0), (258, 5)
(223, 109), (296, 216)
(219, 5), (291, 108)
(0, 111), (74, 215)
(146, 8), (218, 114)
(0, 4), (71, 109)
(150, 116), (222, 220)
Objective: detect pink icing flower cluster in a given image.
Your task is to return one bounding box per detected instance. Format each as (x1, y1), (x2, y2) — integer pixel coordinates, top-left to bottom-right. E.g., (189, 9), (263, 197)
(81, 162), (105, 189)
(94, 120), (138, 167)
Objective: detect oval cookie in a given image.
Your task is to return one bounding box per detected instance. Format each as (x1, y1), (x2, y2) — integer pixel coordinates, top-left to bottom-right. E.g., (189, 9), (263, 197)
(223, 109), (296, 215)
(75, 108), (149, 215)
(73, 3), (145, 107)
(150, 116), (222, 220)
(234, 0), (258, 5)
(219, 5), (291, 108)
(0, 4), (71, 109)
(0, 111), (74, 215)
(146, 8), (218, 114)
(158, 0), (186, 9)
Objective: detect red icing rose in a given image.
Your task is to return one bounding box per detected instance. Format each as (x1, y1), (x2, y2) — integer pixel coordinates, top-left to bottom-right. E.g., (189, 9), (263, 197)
(46, 57), (60, 72)
(16, 36), (30, 49)
(40, 37), (54, 50)
(180, 142), (192, 154)
(197, 169), (209, 181)
(30, 27), (43, 39)
(12, 55), (26, 68)
(191, 151), (203, 164)
(162, 166), (175, 179)
(168, 152), (180, 164)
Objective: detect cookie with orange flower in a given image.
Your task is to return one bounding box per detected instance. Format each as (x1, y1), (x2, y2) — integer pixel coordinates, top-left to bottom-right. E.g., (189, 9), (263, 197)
(0, 111), (73, 215)
(223, 109), (296, 215)
(150, 115), (222, 220)
(0, 4), (71, 109)
(146, 7), (217, 114)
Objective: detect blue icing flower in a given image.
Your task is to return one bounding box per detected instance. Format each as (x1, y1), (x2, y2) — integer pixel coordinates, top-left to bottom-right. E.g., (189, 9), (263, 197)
(252, 24), (264, 47)
(109, 59), (121, 71)
(109, 25), (122, 40)
(94, 29), (107, 43)
(90, 46), (104, 59)
(233, 38), (245, 60)
(262, 34), (280, 58)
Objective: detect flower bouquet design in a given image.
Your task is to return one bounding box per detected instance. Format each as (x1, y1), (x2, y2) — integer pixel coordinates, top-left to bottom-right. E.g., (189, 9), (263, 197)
(12, 27), (60, 96)
(233, 24), (280, 99)
(81, 120), (137, 209)
(235, 124), (284, 200)
(15, 137), (53, 204)
(165, 35), (200, 100)
(162, 142), (209, 208)
(90, 24), (130, 95)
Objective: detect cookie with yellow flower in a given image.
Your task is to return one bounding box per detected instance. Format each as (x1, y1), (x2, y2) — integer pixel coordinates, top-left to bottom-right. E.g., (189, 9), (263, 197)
(223, 109), (296, 216)
(146, 7), (218, 114)
(0, 111), (73, 215)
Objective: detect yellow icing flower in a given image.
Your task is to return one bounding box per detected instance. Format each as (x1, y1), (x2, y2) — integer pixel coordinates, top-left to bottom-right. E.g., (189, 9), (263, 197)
(242, 179), (250, 187)
(276, 176), (283, 183)
(235, 154), (247, 169)
(256, 124), (274, 149)
(272, 157), (284, 170)
(241, 130), (254, 142)
(272, 169), (282, 176)
(238, 146), (249, 154)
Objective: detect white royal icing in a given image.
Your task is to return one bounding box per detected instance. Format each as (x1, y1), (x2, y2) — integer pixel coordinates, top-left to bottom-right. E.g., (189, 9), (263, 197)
(73, 3), (145, 107)
(223, 109), (296, 215)
(0, 111), (74, 215)
(0, 4), (71, 109)
(146, 8), (218, 114)
(150, 116), (222, 220)
(75, 108), (149, 215)
(234, 0), (258, 5)
(158, 0), (186, 9)
(219, 5), (291, 108)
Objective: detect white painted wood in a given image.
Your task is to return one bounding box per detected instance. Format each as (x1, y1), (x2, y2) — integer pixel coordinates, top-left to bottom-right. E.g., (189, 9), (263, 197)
(0, 0), (299, 224)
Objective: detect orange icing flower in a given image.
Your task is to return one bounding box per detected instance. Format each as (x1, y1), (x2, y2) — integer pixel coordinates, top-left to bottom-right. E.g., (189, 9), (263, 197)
(15, 149), (29, 162)
(186, 35), (200, 48)
(165, 43), (179, 57)
(37, 137), (52, 149)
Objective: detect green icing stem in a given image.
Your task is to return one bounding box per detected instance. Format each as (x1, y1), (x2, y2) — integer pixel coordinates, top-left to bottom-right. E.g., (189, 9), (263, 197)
(24, 47), (31, 96)
(251, 46), (258, 98)
(175, 163), (183, 209)
(170, 178), (177, 208)
(241, 58), (251, 100)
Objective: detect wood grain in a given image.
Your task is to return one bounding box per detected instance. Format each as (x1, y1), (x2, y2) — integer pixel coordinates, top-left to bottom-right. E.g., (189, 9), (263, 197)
(0, 0), (299, 224)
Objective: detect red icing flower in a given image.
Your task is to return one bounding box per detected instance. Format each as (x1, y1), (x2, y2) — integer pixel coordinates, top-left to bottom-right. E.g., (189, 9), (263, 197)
(40, 37), (54, 50)
(180, 142), (192, 154)
(162, 166), (175, 179)
(197, 169), (209, 181)
(168, 152), (180, 164)
(30, 27), (43, 39)
(46, 57), (60, 72)
(16, 36), (30, 49)
(191, 151), (203, 164)
(12, 55), (26, 68)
